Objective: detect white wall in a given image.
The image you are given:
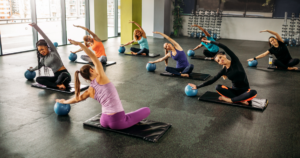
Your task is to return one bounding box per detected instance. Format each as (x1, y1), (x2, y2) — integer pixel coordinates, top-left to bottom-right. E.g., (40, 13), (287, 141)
(89, 0), (95, 33)
(153, 0), (165, 38)
(172, 15), (284, 41)
(142, 0), (154, 36)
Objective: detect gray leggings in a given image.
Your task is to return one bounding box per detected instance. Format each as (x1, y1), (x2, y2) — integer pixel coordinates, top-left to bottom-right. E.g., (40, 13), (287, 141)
(81, 55), (107, 64)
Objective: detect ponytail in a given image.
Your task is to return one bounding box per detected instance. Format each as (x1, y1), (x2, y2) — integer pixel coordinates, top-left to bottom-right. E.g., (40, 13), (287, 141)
(164, 49), (169, 65)
(83, 35), (90, 47)
(75, 70), (81, 101)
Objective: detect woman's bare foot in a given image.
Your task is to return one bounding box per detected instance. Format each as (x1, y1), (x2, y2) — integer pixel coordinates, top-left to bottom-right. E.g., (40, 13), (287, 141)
(240, 101), (249, 105)
(141, 53), (147, 56)
(287, 67), (298, 71)
(218, 96), (233, 103)
(131, 52), (138, 55)
(57, 84), (66, 90)
(181, 74), (189, 77)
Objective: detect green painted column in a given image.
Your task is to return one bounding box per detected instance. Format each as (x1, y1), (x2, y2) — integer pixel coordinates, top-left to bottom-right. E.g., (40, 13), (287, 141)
(120, 0), (142, 44)
(94, 0), (108, 41)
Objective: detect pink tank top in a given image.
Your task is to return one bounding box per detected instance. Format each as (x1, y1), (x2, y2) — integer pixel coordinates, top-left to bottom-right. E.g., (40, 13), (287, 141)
(90, 79), (124, 114)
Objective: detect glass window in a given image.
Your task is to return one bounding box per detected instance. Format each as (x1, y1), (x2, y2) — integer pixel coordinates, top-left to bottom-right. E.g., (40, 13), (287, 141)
(36, 0), (63, 45)
(0, 0), (33, 54)
(220, 0), (246, 17)
(66, 0), (86, 43)
(107, 0), (115, 37)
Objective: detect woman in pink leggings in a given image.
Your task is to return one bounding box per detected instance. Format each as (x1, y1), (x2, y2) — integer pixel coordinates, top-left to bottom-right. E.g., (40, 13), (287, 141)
(56, 39), (150, 130)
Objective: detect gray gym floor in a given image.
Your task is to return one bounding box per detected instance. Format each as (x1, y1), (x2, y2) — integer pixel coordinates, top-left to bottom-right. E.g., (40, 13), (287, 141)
(0, 37), (300, 158)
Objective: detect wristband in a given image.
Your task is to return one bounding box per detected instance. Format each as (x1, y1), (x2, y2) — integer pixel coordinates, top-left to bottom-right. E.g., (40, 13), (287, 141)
(253, 57), (257, 60)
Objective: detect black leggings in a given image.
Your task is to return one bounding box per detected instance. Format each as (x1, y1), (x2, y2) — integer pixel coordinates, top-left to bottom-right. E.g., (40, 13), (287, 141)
(36, 70), (71, 89)
(273, 59), (299, 69)
(203, 49), (217, 57)
(215, 84), (257, 103)
(165, 64), (194, 76)
(130, 47), (149, 55)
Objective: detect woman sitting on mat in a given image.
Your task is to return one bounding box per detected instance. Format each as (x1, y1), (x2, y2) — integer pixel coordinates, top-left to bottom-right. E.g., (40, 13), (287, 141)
(28, 23), (71, 90)
(247, 30), (299, 70)
(189, 24), (219, 60)
(70, 25), (107, 65)
(121, 21), (149, 56)
(189, 40), (257, 105)
(148, 31), (194, 78)
(56, 39), (150, 130)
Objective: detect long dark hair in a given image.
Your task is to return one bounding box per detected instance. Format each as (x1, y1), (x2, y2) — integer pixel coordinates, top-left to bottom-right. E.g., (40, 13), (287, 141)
(75, 65), (92, 101)
(36, 39), (50, 76)
(268, 36), (276, 47)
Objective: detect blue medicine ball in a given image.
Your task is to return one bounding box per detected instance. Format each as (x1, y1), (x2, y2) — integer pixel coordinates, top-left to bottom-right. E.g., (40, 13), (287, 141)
(248, 60), (258, 67)
(213, 33), (217, 40)
(196, 32), (201, 38)
(146, 63), (156, 72)
(69, 53), (77, 61)
(187, 50), (195, 57)
(24, 70), (36, 80)
(291, 39), (297, 46)
(185, 85), (198, 97)
(190, 32), (194, 38)
(53, 42), (58, 48)
(54, 102), (71, 115)
(119, 46), (125, 53)
(284, 38), (289, 45)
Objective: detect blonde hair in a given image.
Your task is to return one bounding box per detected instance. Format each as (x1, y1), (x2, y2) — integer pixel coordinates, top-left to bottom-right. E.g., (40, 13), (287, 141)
(133, 29), (142, 41)
(83, 35), (91, 47)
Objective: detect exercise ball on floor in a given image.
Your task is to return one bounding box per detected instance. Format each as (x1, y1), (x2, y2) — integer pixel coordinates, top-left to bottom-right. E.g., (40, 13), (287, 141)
(185, 85), (198, 97)
(187, 50), (195, 57)
(119, 46), (125, 53)
(248, 60), (258, 67)
(146, 63), (156, 72)
(54, 102), (71, 115)
(24, 70), (36, 80)
(69, 53), (77, 61)
(53, 42), (58, 48)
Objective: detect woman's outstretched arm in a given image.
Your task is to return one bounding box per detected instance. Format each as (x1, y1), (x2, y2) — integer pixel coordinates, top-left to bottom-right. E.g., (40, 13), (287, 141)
(153, 31), (183, 51)
(74, 25), (102, 42)
(130, 21), (146, 38)
(191, 24), (211, 37)
(260, 30), (283, 43)
(56, 89), (91, 104)
(148, 52), (171, 64)
(247, 51), (270, 61)
(29, 23), (56, 52)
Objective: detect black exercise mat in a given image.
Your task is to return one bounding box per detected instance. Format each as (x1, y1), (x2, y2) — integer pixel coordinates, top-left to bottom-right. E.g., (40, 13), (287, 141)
(191, 55), (214, 61)
(198, 91), (268, 111)
(124, 52), (160, 58)
(74, 60), (116, 66)
(31, 83), (89, 94)
(267, 65), (300, 72)
(83, 113), (172, 142)
(160, 72), (210, 81)
(247, 66), (275, 72)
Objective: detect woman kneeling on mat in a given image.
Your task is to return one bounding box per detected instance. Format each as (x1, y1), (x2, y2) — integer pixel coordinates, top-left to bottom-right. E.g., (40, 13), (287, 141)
(189, 40), (257, 105)
(28, 23), (71, 90)
(70, 25), (107, 64)
(189, 24), (219, 60)
(121, 21), (149, 56)
(149, 31), (194, 77)
(247, 30), (299, 70)
(56, 39), (150, 130)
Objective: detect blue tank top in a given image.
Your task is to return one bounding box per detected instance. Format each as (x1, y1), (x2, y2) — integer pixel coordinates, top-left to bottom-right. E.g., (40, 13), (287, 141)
(138, 37), (149, 50)
(171, 49), (189, 68)
(201, 36), (219, 53)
